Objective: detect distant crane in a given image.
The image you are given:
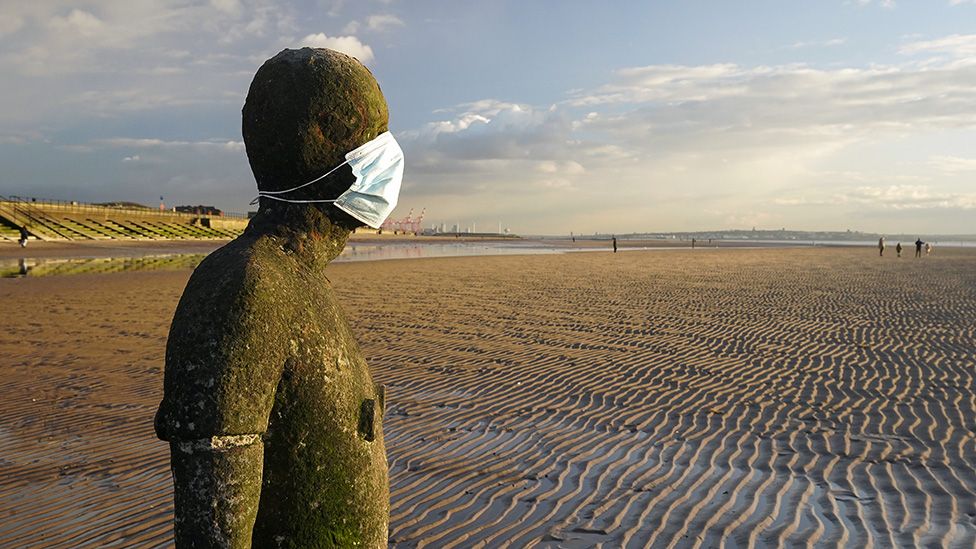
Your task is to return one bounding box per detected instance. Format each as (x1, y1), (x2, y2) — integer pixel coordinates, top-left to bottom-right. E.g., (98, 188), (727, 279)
(414, 209), (425, 233)
(381, 207), (426, 234)
(402, 209), (414, 233)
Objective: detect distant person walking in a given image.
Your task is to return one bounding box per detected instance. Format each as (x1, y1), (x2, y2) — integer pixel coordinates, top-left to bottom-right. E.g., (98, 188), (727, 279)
(925, 242), (932, 255)
(896, 242), (902, 257)
(878, 236), (885, 257)
(18, 225), (28, 248)
(612, 236), (618, 253)
(692, 238), (696, 249)
(915, 238), (923, 258)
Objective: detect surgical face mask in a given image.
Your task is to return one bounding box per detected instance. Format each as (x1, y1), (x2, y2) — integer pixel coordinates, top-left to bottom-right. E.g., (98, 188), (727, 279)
(253, 131), (404, 229)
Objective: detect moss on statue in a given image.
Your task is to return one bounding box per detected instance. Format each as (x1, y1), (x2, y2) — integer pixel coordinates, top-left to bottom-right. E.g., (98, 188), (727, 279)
(155, 48), (390, 548)
(242, 48), (389, 203)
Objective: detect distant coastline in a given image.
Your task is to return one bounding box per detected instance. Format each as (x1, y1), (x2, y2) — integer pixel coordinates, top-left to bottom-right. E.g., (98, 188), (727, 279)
(545, 228), (976, 244)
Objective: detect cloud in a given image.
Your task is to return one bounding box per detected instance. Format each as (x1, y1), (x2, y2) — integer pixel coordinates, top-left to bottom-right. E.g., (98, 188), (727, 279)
(856, 0), (896, 7)
(788, 38), (847, 49)
(4, 5), (976, 233)
(929, 155), (976, 173)
(94, 137), (245, 152)
(343, 14), (404, 34)
(564, 59), (976, 147)
(900, 34), (976, 57)
(29, 135), (255, 209)
(0, 14), (25, 37)
(776, 184), (976, 211)
(849, 185), (976, 210)
(403, 100), (586, 184)
(49, 9), (104, 37)
(210, 0), (242, 15)
(390, 42), (976, 231)
(0, 2), (300, 78)
(299, 33), (374, 62)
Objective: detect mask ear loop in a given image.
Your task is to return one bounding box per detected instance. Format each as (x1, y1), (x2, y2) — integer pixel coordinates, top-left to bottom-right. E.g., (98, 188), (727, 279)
(249, 158), (352, 205)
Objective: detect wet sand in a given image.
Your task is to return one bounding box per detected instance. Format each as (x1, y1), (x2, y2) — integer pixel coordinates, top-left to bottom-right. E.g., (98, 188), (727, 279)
(1, 247), (975, 547)
(0, 235), (530, 261)
(0, 235), (793, 262)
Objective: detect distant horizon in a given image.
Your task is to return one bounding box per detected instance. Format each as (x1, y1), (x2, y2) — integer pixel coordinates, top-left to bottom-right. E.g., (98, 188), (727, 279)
(4, 192), (974, 240)
(2, 2), (975, 234)
(528, 229), (976, 240)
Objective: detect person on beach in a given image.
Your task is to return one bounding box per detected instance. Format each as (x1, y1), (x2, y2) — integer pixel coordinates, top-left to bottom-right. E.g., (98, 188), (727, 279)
(915, 238), (923, 258)
(18, 225), (28, 248)
(155, 48), (392, 548)
(878, 236), (885, 257)
(612, 235), (618, 253)
(896, 242), (902, 257)
(926, 242), (932, 255)
(692, 237), (696, 249)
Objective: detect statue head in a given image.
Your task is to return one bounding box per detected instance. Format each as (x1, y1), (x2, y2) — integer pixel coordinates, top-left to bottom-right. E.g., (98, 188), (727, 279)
(242, 48), (389, 227)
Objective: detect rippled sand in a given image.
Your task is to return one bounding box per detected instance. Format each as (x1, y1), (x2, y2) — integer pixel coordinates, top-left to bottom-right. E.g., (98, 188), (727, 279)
(1, 247), (975, 547)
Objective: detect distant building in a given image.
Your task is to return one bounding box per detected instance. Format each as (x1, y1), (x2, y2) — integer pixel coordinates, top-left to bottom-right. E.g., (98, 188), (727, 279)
(176, 205), (223, 216)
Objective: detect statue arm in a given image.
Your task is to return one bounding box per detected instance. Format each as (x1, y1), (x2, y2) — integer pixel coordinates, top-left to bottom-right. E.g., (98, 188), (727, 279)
(167, 435), (265, 548)
(156, 299), (289, 546)
(155, 244), (296, 547)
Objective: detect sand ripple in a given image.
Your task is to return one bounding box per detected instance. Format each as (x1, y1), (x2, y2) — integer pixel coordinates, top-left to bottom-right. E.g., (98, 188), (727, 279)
(0, 248), (974, 547)
(345, 249), (976, 548)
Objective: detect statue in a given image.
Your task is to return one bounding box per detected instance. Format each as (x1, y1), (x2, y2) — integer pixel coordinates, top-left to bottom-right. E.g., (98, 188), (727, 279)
(155, 47), (396, 548)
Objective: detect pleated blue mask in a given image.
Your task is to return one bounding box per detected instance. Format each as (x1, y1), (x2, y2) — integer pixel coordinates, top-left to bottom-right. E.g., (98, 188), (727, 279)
(253, 131), (404, 229)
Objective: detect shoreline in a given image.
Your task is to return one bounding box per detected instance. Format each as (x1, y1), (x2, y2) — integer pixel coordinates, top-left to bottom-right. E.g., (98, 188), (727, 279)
(0, 235), (888, 263)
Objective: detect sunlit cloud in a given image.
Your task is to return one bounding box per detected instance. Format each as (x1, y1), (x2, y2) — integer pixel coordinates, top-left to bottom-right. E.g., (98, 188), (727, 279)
(343, 14), (404, 34)
(2, 2), (975, 233)
(928, 154), (976, 173)
(299, 33), (374, 62)
(393, 48), (976, 231)
(900, 33), (976, 57)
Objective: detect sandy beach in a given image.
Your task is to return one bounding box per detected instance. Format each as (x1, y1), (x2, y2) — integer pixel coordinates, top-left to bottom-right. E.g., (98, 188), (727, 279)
(1, 246), (975, 547)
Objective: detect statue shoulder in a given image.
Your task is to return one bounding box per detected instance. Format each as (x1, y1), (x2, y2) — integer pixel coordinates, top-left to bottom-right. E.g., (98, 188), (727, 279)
(158, 235), (297, 440)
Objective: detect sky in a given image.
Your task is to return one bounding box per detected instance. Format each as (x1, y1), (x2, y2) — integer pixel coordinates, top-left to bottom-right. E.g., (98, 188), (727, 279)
(2, 1), (976, 235)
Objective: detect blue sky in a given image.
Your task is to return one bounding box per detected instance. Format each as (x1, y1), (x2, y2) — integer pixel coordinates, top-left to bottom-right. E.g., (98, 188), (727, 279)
(2, 1), (975, 234)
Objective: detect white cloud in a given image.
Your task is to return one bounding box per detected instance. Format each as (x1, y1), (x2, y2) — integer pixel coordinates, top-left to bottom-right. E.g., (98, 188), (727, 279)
(95, 137), (245, 152)
(536, 160), (584, 175)
(0, 1), (300, 78)
(565, 60), (976, 145)
(929, 155), (976, 173)
(850, 185), (976, 210)
(343, 14), (404, 34)
(49, 9), (104, 37)
(776, 184), (976, 211)
(789, 37), (847, 49)
(394, 43), (976, 231)
(211, 0), (242, 15)
(0, 14), (25, 37)
(900, 34), (976, 57)
(3, 4), (976, 233)
(364, 14), (404, 31)
(299, 33), (374, 62)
